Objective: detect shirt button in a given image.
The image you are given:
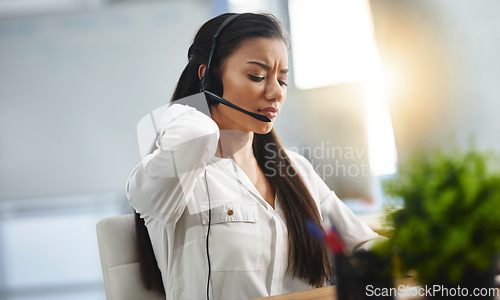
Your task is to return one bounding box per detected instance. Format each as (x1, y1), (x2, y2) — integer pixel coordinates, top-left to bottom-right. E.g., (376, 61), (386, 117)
(227, 209), (234, 216)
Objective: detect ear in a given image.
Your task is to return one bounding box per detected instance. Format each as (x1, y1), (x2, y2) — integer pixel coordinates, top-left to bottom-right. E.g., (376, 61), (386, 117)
(198, 64), (207, 80)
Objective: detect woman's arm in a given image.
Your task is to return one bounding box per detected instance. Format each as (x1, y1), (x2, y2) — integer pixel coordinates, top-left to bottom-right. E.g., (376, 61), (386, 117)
(126, 103), (219, 224)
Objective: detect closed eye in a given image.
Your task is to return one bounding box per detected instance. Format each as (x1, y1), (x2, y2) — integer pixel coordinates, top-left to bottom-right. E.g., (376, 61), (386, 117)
(249, 75), (265, 82)
(278, 80), (288, 87)
(250, 75), (287, 87)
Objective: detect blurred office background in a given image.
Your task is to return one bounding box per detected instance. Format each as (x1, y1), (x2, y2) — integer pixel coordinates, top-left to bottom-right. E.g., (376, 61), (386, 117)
(0, 0), (499, 298)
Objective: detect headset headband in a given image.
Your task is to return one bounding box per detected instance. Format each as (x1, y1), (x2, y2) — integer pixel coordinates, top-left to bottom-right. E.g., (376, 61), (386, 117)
(200, 13), (241, 93)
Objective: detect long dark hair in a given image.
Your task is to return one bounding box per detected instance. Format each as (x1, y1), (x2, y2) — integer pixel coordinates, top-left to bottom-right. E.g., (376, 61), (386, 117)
(135, 12), (330, 292)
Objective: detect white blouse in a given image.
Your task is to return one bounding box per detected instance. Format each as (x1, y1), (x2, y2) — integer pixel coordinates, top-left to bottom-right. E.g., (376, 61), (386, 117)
(126, 103), (379, 300)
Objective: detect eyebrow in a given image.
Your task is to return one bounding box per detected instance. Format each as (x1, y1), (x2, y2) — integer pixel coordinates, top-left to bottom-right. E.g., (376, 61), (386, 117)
(247, 61), (289, 73)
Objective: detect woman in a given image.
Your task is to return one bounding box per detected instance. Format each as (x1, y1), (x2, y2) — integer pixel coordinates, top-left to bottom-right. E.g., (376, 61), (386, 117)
(126, 12), (379, 299)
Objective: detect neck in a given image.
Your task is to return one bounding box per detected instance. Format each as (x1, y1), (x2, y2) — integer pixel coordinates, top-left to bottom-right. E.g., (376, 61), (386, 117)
(216, 130), (254, 162)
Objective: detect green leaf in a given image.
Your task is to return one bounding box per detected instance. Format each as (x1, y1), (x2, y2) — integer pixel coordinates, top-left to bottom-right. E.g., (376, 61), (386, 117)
(381, 144), (500, 284)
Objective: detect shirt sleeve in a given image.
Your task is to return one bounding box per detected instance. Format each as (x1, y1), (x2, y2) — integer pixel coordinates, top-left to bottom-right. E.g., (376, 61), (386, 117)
(285, 150), (381, 252)
(126, 103), (220, 224)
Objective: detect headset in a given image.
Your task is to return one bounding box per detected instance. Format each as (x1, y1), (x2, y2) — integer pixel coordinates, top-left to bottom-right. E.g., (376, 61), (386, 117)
(200, 13), (271, 123)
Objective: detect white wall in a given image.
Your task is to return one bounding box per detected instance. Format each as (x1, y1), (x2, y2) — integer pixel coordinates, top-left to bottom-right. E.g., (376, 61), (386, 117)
(0, 2), (211, 299)
(0, 1), (210, 201)
(369, 0), (500, 163)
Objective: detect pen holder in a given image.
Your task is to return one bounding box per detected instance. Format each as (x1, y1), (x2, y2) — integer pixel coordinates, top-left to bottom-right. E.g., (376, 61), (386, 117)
(334, 250), (394, 300)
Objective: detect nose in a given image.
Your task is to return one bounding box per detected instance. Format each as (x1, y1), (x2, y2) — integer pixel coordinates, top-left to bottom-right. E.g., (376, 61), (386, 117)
(265, 79), (285, 102)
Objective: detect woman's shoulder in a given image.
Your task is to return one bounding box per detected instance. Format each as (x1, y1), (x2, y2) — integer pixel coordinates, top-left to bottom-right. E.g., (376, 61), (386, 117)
(283, 149), (315, 174)
(282, 148), (328, 206)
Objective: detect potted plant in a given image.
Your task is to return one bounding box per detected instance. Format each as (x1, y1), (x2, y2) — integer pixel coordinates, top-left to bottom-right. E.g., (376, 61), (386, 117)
(380, 146), (500, 298)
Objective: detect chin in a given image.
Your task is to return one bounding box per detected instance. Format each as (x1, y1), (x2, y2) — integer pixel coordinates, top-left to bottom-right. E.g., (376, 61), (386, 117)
(253, 123), (274, 135)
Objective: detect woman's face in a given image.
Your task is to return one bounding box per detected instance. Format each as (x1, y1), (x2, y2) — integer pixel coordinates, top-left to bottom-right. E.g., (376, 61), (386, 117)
(211, 37), (288, 134)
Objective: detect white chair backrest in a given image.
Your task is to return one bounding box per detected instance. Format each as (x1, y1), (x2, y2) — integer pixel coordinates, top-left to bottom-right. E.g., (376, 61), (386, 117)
(96, 214), (165, 300)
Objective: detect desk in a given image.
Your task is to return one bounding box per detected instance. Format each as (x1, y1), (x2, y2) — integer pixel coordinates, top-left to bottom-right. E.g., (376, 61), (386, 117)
(252, 286), (335, 300)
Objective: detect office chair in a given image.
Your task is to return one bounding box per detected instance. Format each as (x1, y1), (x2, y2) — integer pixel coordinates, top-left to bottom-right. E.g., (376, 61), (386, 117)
(96, 214), (165, 299)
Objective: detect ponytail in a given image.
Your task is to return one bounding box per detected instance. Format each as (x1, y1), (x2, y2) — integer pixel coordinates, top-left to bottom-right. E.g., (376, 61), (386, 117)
(134, 212), (165, 293)
(254, 130), (330, 286)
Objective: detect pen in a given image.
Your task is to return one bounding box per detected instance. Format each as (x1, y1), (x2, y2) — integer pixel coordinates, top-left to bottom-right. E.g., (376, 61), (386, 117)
(326, 213), (346, 253)
(326, 225), (346, 254)
(306, 220), (325, 242)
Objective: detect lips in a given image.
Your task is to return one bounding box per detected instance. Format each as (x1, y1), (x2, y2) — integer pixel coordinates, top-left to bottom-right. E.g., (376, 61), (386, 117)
(258, 107), (279, 119)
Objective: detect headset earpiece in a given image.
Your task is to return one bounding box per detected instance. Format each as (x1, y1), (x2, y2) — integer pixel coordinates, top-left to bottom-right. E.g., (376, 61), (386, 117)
(200, 67), (223, 105)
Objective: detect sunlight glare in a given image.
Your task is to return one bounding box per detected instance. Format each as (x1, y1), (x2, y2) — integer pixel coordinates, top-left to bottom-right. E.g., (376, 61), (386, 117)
(289, 0), (398, 175)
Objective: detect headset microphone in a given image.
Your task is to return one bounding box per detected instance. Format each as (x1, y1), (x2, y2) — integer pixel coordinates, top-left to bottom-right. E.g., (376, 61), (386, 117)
(203, 91), (271, 122)
(200, 13), (271, 123)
